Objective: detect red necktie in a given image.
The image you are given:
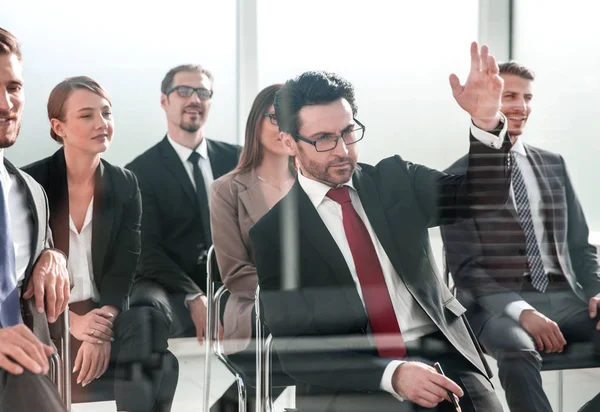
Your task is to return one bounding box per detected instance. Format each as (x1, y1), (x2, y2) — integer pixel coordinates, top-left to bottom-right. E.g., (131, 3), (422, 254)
(327, 186), (406, 359)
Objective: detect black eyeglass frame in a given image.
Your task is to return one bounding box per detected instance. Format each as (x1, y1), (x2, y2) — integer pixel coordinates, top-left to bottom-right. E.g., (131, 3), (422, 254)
(165, 85), (214, 100)
(292, 118), (366, 152)
(263, 113), (277, 125)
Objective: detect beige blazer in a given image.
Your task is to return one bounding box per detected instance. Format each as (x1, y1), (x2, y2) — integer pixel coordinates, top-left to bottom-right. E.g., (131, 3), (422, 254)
(210, 169), (269, 354)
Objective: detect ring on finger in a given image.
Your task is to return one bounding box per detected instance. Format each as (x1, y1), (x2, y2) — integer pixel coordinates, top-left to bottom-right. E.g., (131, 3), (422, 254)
(91, 329), (96, 336)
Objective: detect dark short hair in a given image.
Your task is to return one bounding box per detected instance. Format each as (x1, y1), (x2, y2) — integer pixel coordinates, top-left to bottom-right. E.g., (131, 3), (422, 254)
(274, 71), (358, 136)
(47, 76), (112, 144)
(0, 27), (22, 61)
(161, 64), (214, 94)
(498, 61), (535, 81)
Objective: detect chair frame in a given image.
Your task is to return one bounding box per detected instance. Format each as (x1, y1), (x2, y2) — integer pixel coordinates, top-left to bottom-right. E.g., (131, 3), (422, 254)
(49, 308), (71, 411)
(204, 245), (292, 412)
(204, 245), (263, 412)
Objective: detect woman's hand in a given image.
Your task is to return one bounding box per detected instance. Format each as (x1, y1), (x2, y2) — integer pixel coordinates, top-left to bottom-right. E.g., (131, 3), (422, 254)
(73, 341), (111, 386)
(70, 309), (114, 343)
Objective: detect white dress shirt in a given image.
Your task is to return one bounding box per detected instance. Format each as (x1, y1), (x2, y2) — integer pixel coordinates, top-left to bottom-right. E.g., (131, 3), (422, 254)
(297, 119), (507, 401)
(68, 199), (100, 303)
(166, 134), (215, 195)
(0, 150), (33, 287)
(166, 135), (214, 304)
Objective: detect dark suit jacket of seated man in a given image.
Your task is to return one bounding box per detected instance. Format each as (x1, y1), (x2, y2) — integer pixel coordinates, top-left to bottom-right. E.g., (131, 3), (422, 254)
(250, 49), (512, 412)
(126, 135), (240, 337)
(125, 63), (241, 341)
(441, 62), (600, 412)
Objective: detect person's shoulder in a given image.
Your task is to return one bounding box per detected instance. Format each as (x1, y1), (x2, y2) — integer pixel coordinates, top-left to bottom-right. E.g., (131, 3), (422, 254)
(525, 143), (562, 162)
(363, 155), (412, 177)
(125, 140), (164, 171)
(207, 139), (242, 156)
(211, 169), (242, 197)
(21, 155), (53, 183)
(444, 154), (469, 174)
(5, 159), (47, 202)
(102, 160), (139, 200)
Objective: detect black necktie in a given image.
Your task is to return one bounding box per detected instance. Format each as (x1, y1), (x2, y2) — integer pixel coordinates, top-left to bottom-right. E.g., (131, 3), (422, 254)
(0, 176), (21, 327)
(188, 151), (212, 247)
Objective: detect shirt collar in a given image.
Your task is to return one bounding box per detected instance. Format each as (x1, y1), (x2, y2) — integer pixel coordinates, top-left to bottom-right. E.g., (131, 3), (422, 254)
(297, 170), (355, 209)
(510, 136), (527, 157)
(166, 134), (209, 164)
(0, 150), (9, 184)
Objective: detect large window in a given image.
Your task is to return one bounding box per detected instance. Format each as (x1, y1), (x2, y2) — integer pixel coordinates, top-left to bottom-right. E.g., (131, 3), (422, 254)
(2, 0), (237, 167)
(257, 0), (480, 170)
(514, 0), (600, 229)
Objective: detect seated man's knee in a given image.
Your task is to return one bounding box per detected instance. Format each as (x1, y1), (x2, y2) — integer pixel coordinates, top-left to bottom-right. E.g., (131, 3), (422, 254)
(129, 280), (172, 314)
(117, 306), (171, 356)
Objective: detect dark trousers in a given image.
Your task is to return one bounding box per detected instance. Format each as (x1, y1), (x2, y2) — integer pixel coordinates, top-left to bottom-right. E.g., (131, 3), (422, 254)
(295, 331), (503, 412)
(70, 301), (179, 411)
(472, 286), (600, 412)
(129, 279), (197, 338)
(0, 369), (66, 412)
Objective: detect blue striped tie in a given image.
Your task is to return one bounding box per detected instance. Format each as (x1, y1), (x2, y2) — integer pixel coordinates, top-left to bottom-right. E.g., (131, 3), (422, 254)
(0, 176), (22, 327)
(511, 152), (548, 292)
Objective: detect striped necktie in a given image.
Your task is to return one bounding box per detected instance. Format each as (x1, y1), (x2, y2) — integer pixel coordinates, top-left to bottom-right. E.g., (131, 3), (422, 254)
(511, 152), (548, 292)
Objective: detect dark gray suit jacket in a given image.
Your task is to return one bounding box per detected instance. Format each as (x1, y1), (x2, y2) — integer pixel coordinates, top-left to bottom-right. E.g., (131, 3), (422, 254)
(441, 143), (600, 331)
(250, 131), (510, 406)
(125, 137), (241, 294)
(4, 159), (54, 346)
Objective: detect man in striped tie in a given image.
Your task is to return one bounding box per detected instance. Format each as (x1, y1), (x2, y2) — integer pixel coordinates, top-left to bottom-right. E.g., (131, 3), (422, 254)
(0, 27), (70, 411)
(442, 61), (600, 412)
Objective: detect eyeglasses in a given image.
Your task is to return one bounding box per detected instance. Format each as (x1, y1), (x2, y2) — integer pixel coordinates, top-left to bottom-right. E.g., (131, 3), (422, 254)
(165, 85), (213, 101)
(263, 113), (277, 126)
(292, 118), (365, 152)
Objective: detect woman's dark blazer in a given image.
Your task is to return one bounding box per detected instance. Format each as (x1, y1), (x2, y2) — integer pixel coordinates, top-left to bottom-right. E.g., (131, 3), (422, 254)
(23, 148), (142, 310)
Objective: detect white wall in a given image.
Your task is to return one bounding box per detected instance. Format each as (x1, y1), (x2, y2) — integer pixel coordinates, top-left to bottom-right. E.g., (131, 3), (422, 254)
(1, 0), (237, 168)
(513, 0), (600, 230)
(256, 0), (480, 170)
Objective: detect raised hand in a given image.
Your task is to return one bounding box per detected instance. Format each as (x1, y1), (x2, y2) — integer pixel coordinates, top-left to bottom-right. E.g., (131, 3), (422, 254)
(450, 41), (504, 131)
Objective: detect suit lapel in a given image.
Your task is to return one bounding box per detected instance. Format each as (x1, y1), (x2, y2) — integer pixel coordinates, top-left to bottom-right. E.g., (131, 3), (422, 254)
(158, 136), (198, 208)
(524, 145), (559, 249)
(207, 139), (231, 179)
(4, 160), (44, 288)
(352, 168), (408, 283)
(292, 181), (367, 322)
(236, 170), (269, 225)
(46, 150), (70, 257)
(91, 161), (114, 286)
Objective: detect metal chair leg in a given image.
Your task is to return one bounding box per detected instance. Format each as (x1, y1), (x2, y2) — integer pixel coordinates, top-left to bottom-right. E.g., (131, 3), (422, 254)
(204, 277), (214, 412)
(558, 370), (564, 412)
(236, 374), (247, 412)
(264, 334), (274, 412)
(255, 285), (263, 412)
(62, 309), (71, 411)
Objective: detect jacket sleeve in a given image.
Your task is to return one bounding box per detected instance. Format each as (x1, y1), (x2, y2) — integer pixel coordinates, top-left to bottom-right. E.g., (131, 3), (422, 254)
(210, 178), (258, 299)
(98, 177), (142, 310)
